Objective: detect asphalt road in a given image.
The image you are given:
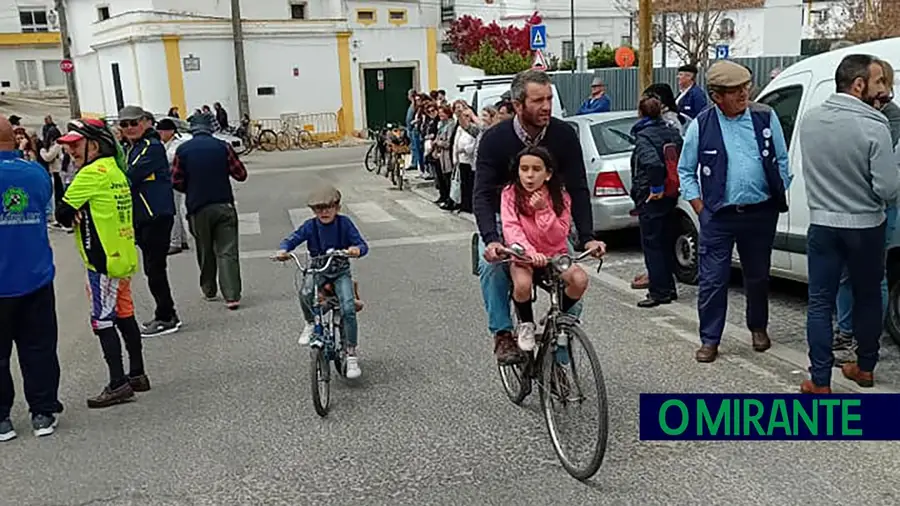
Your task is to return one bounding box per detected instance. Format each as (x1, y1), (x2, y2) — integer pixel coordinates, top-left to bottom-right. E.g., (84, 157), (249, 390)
(5, 146), (900, 506)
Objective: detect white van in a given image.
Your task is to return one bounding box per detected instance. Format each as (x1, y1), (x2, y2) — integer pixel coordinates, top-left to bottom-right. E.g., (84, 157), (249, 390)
(668, 37), (900, 341)
(455, 75), (566, 118)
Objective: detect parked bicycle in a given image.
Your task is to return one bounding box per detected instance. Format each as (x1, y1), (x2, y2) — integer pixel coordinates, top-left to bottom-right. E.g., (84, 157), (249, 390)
(495, 243), (609, 481)
(277, 249), (355, 417)
(384, 125), (409, 190)
(364, 125), (390, 175)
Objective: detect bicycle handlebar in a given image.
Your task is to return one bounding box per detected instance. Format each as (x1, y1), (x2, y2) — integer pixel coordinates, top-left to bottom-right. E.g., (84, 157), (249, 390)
(275, 249), (351, 274)
(498, 243), (603, 272)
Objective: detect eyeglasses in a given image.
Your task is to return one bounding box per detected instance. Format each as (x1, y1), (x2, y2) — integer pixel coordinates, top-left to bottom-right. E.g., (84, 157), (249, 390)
(119, 119), (139, 128)
(309, 204), (336, 212)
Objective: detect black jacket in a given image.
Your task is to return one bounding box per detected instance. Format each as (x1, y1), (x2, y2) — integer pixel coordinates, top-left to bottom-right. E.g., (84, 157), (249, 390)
(629, 117), (683, 207)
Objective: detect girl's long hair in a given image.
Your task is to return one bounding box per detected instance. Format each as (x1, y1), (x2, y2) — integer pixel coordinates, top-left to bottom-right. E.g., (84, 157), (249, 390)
(510, 145), (566, 217)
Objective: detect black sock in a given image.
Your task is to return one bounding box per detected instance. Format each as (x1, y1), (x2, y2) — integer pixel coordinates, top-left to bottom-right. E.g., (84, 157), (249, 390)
(116, 316), (145, 377)
(95, 327), (127, 388)
(562, 294), (578, 313)
(514, 299), (534, 323)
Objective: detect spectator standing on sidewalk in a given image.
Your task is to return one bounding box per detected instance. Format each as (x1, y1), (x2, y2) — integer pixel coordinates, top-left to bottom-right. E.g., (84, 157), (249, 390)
(677, 60), (792, 363)
(0, 114), (64, 441)
(156, 118), (190, 255)
(172, 114), (248, 309)
(675, 64), (707, 120)
(833, 58), (900, 363)
(798, 54), (898, 393)
(118, 105), (181, 337)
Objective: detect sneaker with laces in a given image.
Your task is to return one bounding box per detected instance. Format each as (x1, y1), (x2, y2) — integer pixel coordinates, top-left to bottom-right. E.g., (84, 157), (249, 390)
(141, 318), (181, 338)
(345, 355), (362, 379)
(32, 413), (58, 437)
(516, 322), (537, 351)
(299, 322), (314, 345)
(0, 418), (16, 442)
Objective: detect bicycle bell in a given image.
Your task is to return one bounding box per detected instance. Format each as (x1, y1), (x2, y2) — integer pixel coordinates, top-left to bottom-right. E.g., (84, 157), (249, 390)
(509, 243), (526, 257)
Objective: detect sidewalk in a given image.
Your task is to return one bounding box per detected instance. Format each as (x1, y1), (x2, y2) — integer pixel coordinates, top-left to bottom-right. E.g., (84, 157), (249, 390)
(407, 181), (900, 393)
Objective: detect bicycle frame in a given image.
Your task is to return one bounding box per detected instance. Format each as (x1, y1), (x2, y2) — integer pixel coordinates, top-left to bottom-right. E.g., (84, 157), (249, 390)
(286, 250), (350, 360)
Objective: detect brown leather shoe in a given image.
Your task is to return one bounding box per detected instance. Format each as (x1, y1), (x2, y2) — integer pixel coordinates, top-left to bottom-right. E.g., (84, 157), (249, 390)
(630, 273), (650, 290)
(751, 330), (771, 352)
(87, 382), (134, 409)
(128, 374), (151, 392)
(841, 362), (874, 387)
(695, 344), (719, 363)
(494, 331), (522, 365)
(800, 379), (832, 394)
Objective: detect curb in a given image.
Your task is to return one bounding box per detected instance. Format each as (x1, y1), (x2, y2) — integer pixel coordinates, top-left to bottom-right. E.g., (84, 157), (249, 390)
(407, 183), (896, 394)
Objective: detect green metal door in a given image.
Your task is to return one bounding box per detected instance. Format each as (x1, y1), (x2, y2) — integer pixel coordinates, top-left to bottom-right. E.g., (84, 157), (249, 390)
(363, 67), (414, 130)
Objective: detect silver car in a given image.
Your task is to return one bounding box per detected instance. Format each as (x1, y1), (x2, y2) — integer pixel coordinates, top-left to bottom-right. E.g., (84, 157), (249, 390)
(563, 111), (640, 232)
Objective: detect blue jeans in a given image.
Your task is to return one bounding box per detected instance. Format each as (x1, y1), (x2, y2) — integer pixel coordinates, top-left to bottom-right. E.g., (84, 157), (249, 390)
(476, 218), (583, 336)
(806, 223), (885, 386)
(836, 205), (897, 335)
(300, 268), (359, 348)
(408, 128), (422, 172)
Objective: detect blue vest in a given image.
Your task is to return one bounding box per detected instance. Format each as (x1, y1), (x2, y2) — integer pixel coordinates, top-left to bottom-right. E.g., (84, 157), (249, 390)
(175, 133), (235, 215)
(696, 103), (788, 214)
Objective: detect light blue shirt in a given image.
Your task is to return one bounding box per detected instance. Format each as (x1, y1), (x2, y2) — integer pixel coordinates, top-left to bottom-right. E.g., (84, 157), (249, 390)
(678, 107), (792, 205)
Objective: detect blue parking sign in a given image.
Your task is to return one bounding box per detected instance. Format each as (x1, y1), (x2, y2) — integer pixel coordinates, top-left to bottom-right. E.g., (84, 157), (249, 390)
(715, 44), (729, 59)
(530, 25), (547, 50)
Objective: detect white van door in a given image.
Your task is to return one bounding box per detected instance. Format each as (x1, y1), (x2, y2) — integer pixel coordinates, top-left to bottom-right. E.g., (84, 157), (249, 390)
(748, 70), (812, 273)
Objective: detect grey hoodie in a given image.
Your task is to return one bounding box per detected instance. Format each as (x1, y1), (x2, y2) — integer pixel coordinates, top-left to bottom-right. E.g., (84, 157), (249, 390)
(799, 93), (899, 228)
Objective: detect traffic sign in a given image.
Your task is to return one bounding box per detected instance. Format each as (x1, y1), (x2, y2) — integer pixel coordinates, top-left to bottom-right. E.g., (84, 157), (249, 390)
(59, 59), (74, 73)
(615, 46), (635, 68)
(529, 24), (547, 50)
(532, 49), (548, 70)
(715, 44), (729, 59)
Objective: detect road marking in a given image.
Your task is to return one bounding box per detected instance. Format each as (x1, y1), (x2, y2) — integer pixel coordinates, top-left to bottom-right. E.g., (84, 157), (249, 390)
(347, 201), (396, 223)
(240, 231), (472, 259)
(395, 198), (444, 219)
(288, 208), (312, 229)
(248, 162), (360, 176)
(238, 212), (261, 235)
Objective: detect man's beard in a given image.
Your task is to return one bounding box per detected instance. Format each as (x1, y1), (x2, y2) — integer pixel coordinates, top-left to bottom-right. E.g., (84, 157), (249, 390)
(862, 83), (880, 107)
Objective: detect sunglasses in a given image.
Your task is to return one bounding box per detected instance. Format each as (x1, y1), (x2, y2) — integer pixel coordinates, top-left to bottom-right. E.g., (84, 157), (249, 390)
(119, 119), (140, 128)
(309, 204), (336, 212)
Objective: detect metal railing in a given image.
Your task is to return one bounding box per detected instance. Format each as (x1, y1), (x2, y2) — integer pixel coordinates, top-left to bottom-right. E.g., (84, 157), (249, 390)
(255, 111), (341, 143)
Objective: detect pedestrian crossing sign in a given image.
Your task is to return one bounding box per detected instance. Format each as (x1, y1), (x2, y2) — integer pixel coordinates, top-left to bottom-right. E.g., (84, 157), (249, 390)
(530, 24), (547, 50)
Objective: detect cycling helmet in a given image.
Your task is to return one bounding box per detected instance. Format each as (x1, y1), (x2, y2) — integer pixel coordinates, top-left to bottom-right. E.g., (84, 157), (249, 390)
(58, 118), (117, 151)
(307, 185), (342, 207)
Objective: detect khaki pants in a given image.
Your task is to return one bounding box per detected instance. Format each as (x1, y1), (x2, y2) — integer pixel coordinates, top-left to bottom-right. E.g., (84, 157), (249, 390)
(188, 203), (242, 302)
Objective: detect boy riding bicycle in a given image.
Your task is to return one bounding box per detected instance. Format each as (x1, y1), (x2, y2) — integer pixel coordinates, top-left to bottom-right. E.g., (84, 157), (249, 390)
(274, 185), (368, 379)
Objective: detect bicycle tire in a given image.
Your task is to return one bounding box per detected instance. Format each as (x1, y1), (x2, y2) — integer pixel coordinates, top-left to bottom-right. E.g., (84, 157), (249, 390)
(258, 129), (278, 151)
(310, 347), (331, 417)
(276, 131), (292, 151)
(364, 143), (378, 172)
(498, 359), (531, 405)
(297, 130), (314, 149)
(539, 324), (609, 481)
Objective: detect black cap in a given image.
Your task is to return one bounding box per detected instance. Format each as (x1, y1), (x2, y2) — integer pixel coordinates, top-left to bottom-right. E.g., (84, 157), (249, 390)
(8, 115), (21, 125)
(677, 64), (699, 74)
(156, 118), (177, 131)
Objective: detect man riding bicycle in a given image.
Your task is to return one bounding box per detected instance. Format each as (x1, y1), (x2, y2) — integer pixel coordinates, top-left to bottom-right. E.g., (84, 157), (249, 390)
(474, 69), (606, 364)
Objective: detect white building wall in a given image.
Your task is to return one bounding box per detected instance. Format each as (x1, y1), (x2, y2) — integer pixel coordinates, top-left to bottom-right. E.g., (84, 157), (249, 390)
(179, 38), (238, 116)
(95, 43), (138, 114)
(132, 41), (169, 112)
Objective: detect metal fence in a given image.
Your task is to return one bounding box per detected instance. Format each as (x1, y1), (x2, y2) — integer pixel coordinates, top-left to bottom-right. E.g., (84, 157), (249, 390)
(550, 56), (808, 115)
(255, 111), (341, 141)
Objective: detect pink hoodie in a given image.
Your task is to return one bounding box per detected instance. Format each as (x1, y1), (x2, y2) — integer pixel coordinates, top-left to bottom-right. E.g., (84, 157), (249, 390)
(500, 185), (572, 257)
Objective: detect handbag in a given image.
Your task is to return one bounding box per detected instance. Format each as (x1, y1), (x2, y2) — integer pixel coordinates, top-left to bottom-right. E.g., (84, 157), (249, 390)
(449, 166), (461, 203)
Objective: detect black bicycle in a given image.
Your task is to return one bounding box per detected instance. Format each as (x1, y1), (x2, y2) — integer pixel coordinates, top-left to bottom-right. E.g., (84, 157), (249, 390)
(495, 243), (609, 481)
(364, 125), (389, 175)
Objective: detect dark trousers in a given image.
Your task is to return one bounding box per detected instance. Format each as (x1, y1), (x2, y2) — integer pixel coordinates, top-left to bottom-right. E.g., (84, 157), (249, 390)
(458, 163), (474, 213)
(639, 198), (677, 300)
(0, 282), (63, 419)
(188, 203), (242, 302)
(434, 163), (451, 202)
(806, 223), (885, 386)
(697, 205), (778, 346)
(135, 215), (178, 322)
(52, 172), (64, 207)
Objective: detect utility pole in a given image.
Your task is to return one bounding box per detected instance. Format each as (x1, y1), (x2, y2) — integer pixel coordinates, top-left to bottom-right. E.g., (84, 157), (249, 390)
(569, 0), (575, 72)
(638, 0), (652, 93)
(230, 0), (250, 118)
(55, 0), (80, 118)
(660, 14), (667, 68)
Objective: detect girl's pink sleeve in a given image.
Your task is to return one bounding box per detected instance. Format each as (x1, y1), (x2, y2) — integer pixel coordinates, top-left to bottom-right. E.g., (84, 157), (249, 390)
(500, 186), (536, 254)
(533, 192), (572, 249)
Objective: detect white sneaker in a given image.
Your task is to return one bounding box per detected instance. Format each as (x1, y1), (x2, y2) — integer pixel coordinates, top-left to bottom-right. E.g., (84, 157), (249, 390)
(298, 323), (313, 345)
(516, 322), (536, 352)
(345, 356), (362, 379)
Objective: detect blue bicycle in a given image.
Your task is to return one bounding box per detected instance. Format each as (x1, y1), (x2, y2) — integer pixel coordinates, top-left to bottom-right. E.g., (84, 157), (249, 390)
(282, 249), (353, 417)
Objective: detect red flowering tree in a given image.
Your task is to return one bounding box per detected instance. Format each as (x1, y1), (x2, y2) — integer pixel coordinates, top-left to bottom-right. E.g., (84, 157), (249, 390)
(446, 13), (541, 63)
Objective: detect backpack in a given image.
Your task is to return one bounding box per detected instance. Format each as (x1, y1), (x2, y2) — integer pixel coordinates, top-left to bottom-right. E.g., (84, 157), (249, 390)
(662, 142), (681, 198)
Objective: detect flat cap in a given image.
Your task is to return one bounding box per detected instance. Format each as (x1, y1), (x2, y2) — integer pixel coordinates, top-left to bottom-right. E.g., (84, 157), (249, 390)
(118, 105), (151, 121)
(706, 60), (751, 88)
(307, 185), (342, 207)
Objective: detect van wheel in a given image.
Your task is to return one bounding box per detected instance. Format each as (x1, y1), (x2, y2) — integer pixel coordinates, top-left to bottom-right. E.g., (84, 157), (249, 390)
(886, 282), (900, 347)
(674, 213), (698, 285)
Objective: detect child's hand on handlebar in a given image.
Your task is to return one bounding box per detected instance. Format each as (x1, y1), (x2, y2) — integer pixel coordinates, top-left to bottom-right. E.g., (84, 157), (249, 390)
(347, 247), (361, 258)
(530, 252), (548, 267)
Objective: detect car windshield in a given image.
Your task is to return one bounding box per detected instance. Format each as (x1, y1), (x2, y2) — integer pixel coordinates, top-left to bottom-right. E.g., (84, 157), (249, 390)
(589, 117), (638, 156)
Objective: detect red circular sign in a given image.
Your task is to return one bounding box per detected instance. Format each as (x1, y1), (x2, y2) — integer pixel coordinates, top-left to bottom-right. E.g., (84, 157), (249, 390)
(59, 59), (74, 73)
(614, 47), (635, 68)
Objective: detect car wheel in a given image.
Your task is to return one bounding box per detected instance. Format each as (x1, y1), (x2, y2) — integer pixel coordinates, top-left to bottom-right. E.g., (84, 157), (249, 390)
(674, 213), (698, 285)
(886, 281), (900, 347)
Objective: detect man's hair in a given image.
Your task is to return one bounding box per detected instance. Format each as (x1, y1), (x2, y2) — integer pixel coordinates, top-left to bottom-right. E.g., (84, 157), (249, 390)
(835, 54), (878, 93)
(495, 100), (514, 114)
(510, 69), (552, 104)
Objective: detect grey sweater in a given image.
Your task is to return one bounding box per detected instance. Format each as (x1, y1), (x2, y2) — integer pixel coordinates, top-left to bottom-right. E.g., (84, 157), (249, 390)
(799, 93), (899, 228)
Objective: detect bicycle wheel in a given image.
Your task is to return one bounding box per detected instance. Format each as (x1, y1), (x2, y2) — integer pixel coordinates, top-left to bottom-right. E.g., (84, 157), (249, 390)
(258, 129), (278, 151)
(364, 143), (378, 172)
(498, 358), (531, 405)
(539, 324), (609, 481)
(297, 130), (314, 149)
(276, 131), (292, 151)
(310, 347), (331, 417)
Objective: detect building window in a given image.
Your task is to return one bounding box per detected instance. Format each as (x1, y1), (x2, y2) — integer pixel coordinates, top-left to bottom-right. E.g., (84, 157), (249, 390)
(561, 40), (574, 61)
(19, 8), (49, 33)
(42, 60), (65, 88)
(356, 9), (376, 25)
(257, 86), (276, 96)
(289, 2), (306, 20)
(388, 9), (407, 25)
(620, 35), (632, 47)
(97, 6), (110, 21)
(718, 18), (735, 40)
